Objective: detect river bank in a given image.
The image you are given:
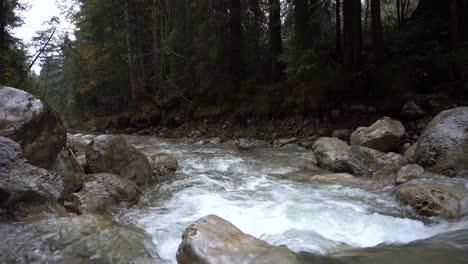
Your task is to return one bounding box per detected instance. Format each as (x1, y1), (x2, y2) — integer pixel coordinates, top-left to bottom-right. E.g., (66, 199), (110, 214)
(2, 85), (468, 263)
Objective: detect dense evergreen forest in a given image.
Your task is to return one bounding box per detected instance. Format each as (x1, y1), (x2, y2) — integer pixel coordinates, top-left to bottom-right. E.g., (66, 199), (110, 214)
(1, 0), (468, 133)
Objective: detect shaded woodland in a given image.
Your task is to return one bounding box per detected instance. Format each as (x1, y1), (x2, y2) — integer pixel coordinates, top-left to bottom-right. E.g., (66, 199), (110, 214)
(1, 0), (468, 130)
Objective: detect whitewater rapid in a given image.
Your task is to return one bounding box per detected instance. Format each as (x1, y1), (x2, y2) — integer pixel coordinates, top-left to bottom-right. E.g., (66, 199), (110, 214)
(113, 135), (468, 263)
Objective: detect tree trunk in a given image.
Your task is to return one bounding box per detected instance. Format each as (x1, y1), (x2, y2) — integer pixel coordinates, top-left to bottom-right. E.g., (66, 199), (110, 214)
(343, 0), (362, 70)
(124, 0), (146, 110)
(336, 0), (342, 57)
(397, 0), (401, 26)
(268, 0), (284, 81)
(371, 0), (383, 61)
(449, 0), (458, 48)
(0, 0), (5, 54)
(230, 0), (242, 82)
(294, 0), (309, 49)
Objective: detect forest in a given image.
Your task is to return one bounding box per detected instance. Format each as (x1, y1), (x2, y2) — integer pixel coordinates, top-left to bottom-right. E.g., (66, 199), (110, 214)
(1, 0), (467, 134)
(2, 1), (468, 263)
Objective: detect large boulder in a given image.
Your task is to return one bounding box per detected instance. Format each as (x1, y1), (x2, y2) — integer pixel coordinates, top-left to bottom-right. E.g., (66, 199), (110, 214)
(177, 215), (298, 264)
(50, 148), (84, 197)
(312, 137), (349, 172)
(85, 135), (152, 184)
(0, 214), (157, 263)
(350, 117), (405, 152)
(312, 137), (407, 181)
(65, 173), (141, 214)
(149, 153), (179, 177)
(0, 86), (67, 169)
(414, 107), (468, 176)
(395, 178), (468, 219)
(67, 133), (92, 156)
(0, 137), (67, 217)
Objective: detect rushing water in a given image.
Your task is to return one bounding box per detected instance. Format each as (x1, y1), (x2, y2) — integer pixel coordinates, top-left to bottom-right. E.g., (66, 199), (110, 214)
(112, 135), (468, 264)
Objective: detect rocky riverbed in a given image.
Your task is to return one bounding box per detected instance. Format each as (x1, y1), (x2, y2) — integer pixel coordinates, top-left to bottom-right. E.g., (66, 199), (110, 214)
(1, 85), (468, 263)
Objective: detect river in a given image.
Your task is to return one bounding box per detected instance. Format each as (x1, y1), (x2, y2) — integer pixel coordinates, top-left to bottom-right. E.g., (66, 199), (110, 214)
(111, 135), (468, 263)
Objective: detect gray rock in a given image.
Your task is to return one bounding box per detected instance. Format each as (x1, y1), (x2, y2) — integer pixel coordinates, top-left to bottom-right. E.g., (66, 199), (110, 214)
(0, 137), (67, 217)
(67, 133), (91, 156)
(85, 135), (152, 184)
(350, 117), (405, 152)
(0, 86), (66, 169)
(64, 173), (141, 214)
(236, 138), (269, 150)
(274, 137), (298, 147)
(396, 164), (426, 184)
(209, 137), (222, 144)
(50, 148), (84, 197)
(312, 137), (349, 172)
(177, 215), (298, 264)
(401, 101), (425, 120)
(0, 214), (157, 263)
(312, 137), (407, 181)
(332, 129), (353, 142)
(414, 107), (468, 176)
(149, 153), (179, 177)
(395, 178), (468, 219)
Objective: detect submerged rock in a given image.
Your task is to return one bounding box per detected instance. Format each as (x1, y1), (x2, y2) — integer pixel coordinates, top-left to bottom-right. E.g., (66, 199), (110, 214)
(0, 86), (67, 169)
(0, 137), (66, 217)
(0, 214), (158, 263)
(177, 215), (298, 264)
(414, 107), (468, 176)
(395, 178), (468, 219)
(65, 173), (141, 214)
(350, 117), (405, 152)
(149, 153), (179, 177)
(85, 135), (152, 184)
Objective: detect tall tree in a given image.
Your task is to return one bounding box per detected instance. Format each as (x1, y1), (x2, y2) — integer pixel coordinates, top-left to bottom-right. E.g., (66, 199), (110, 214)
(268, 0), (283, 81)
(230, 0), (242, 82)
(294, 0), (309, 49)
(336, 0), (342, 57)
(371, 0), (383, 61)
(343, 0), (362, 70)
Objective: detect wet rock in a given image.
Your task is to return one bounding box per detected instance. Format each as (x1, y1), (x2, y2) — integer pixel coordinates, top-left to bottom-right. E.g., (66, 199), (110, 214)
(346, 146), (406, 182)
(209, 137), (222, 144)
(67, 133), (91, 156)
(236, 138), (269, 150)
(312, 137), (349, 172)
(350, 117), (405, 152)
(403, 144), (417, 161)
(414, 107), (468, 176)
(274, 137), (298, 147)
(149, 153), (179, 177)
(189, 130), (203, 138)
(312, 137), (407, 181)
(85, 135), (152, 184)
(396, 164), (426, 184)
(0, 137), (67, 217)
(401, 101), (425, 120)
(0, 86), (66, 169)
(50, 148), (84, 196)
(395, 178), (468, 219)
(0, 214), (157, 263)
(65, 173), (140, 214)
(177, 215), (298, 264)
(332, 129), (353, 142)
